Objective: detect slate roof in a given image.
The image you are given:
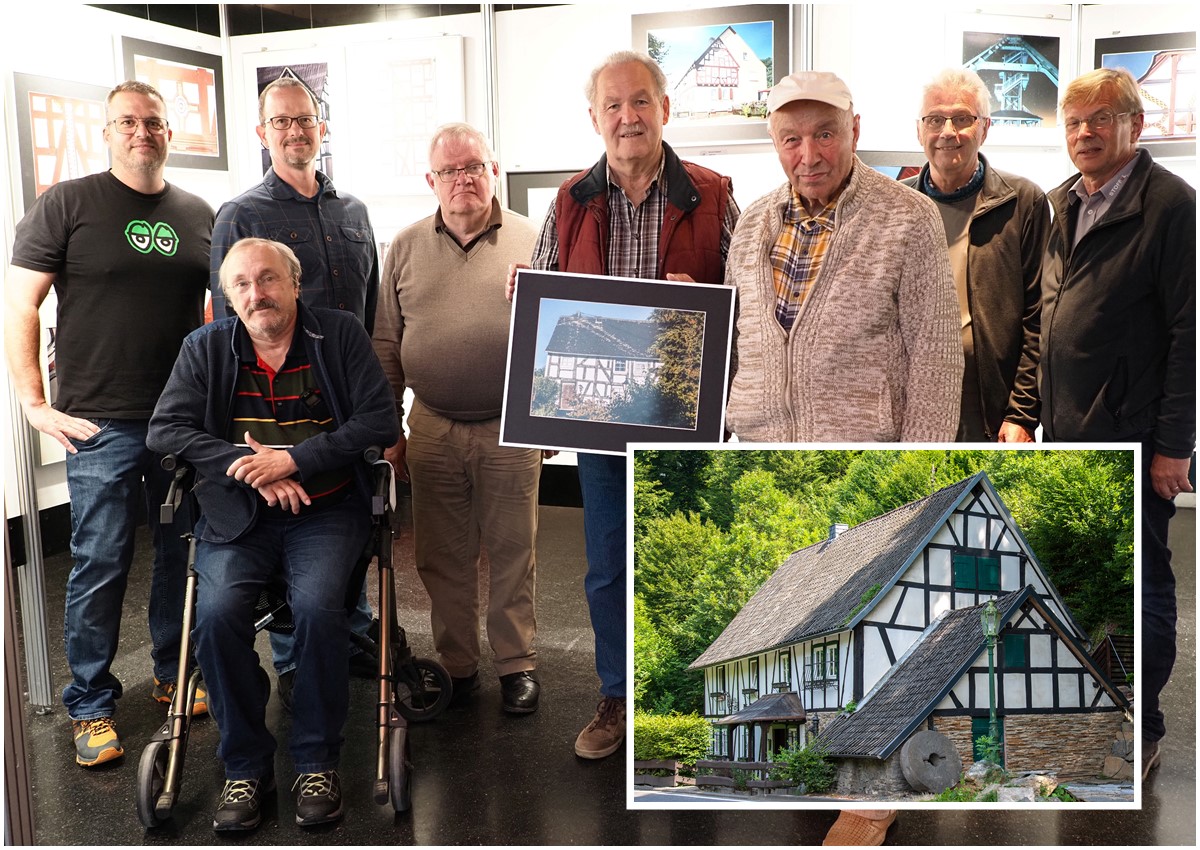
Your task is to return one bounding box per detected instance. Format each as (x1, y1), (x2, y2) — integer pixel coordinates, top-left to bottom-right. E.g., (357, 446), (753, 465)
(815, 589), (1026, 759)
(545, 313), (660, 359)
(714, 691), (806, 725)
(689, 474), (981, 669)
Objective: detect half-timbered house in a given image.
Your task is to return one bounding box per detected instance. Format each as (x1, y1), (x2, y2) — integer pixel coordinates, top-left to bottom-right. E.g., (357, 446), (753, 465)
(670, 26), (769, 118)
(544, 313), (661, 412)
(688, 472), (1131, 787)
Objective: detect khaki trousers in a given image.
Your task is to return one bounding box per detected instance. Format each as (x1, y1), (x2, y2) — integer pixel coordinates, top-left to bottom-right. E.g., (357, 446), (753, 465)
(405, 399), (541, 678)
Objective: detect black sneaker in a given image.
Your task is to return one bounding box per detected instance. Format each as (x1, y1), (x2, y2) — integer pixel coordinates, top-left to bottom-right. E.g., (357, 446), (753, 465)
(213, 774), (275, 832)
(293, 770), (343, 826)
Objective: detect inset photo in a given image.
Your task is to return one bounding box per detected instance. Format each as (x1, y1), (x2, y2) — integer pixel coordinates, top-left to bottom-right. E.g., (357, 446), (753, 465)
(630, 447), (1137, 809)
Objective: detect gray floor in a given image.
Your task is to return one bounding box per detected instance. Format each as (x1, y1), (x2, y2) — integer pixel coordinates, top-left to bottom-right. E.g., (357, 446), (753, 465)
(10, 499), (1195, 846)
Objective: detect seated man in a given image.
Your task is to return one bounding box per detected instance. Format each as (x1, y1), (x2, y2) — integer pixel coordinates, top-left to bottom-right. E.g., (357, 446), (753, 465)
(147, 237), (398, 832)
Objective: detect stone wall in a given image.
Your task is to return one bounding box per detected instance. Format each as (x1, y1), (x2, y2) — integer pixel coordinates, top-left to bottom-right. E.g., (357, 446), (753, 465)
(930, 712), (1123, 779)
(834, 753), (910, 796)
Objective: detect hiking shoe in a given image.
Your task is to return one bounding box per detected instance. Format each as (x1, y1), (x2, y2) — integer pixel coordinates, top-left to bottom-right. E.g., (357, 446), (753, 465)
(293, 770), (343, 826)
(152, 677), (208, 716)
(72, 717), (124, 766)
(1142, 738), (1162, 780)
(574, 697), (626, 759)
(213, 774), (275, 832)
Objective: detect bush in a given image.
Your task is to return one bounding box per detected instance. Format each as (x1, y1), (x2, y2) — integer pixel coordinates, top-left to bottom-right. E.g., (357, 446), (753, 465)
(632, 712), (711, 767)
(770, 740), (837, 794)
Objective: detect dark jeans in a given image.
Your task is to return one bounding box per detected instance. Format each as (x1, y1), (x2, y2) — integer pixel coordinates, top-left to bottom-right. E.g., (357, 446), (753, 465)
(62, 418), (190, 720)
(193, 497), (369, 779)
(1140, 446), (1178, 743)
(576, 453), (626, 699)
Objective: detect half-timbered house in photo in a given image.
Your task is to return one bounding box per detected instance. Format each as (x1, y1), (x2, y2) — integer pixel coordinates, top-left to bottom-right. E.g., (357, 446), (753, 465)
(688, 471), (1131, 794)
(669, 26), (770, 119)
(543, 313), (661, 413)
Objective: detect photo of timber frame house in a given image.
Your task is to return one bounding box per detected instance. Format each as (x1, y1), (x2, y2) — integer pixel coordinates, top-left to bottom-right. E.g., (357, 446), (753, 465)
(689, 471), (1132, 794)
(542, 313), (662, 414)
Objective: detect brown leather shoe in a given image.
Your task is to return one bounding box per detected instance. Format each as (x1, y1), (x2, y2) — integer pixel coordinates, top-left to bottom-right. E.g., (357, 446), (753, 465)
(822, 810), (897, 846)
(574, 697), (625, 759)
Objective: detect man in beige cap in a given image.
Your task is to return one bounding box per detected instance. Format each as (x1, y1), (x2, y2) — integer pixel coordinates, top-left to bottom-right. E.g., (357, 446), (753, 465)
(723, 70), (963, 443)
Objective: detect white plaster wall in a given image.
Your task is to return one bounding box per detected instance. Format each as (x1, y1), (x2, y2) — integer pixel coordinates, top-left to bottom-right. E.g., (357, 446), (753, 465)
(928, 548), (952, 585)
(1058, 673), (1081, 706)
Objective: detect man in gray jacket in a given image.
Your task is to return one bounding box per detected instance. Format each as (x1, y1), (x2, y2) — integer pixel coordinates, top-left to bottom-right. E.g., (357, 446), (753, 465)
(904, 68), (1049, 442)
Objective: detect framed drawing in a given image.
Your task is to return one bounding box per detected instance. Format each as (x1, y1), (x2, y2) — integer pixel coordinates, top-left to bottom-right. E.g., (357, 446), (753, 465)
(122, 37), (227, 170)
(506, 170), (578, 222)
(632, 4), (790, 146)
(1095, 31), (1195, 157)
(12, 73), (110, 213)
(501, 270), (735, 455)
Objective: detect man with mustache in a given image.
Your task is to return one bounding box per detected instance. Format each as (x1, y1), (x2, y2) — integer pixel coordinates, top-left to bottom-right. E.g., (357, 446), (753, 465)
(5, 81), (213, 767)
(1039, 67), (1195, 781)
(148, 238), (398, 831)
(903, 68), (1049, 442)
(210, 75), (380, 708)
(723, 71), (962, 442)
(509, 50), (740, 759)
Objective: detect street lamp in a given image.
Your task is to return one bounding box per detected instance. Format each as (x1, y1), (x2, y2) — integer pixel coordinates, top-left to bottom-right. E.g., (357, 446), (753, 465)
(980, 597), (1000, 760)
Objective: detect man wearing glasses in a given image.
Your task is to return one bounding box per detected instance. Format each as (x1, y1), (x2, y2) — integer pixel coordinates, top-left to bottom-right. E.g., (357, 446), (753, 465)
(373, 123), (543, 714)
(5, 81), (213, 766)
(903, 68), (1050, 442)
(1040, 67), (1195, 781)
(210, 76), (380, 709)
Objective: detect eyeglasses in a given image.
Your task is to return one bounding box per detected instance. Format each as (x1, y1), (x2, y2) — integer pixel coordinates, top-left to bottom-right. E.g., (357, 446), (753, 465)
(432, 162), (492, 183)
(1063, 111), (1128, 134)
(107, 117), (169, 135)
(264, 114), (320, 131)
(920, 114), (981, 131)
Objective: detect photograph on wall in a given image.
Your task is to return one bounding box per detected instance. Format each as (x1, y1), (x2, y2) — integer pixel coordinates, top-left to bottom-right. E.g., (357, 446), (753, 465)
(1095, 32), (1196, 143)
(632, 4), (790, 145)
(13, 73), (110, 212)
(255, 62), (334, 177)
(501, 270), (734, 455)
(859, 151), (924, 182)
(630, 447), (1139, 808)
(962, 31), (1061, 128)
(122, 36), (227, 170)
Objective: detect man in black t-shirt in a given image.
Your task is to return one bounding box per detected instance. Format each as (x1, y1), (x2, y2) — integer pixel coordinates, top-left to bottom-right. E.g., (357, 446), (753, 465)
(4, 81), (213, 768)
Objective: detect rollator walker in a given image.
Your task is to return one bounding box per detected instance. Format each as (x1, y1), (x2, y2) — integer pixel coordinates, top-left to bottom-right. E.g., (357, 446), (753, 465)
(136, 450), (452, 827)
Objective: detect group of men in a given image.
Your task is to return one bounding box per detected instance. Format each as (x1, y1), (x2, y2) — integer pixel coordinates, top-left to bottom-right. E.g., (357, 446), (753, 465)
(5, 44), (1192, 843)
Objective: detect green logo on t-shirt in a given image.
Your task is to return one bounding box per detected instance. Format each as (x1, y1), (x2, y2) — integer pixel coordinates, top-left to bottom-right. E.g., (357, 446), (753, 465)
(125, 220), (180, 256)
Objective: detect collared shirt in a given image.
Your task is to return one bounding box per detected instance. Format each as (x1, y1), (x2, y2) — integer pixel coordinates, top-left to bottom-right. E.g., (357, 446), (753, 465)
(530, 154), (740, 274)
(434, 197), (504, 253)
(211, 167), (379, 331)
(770, 189), (836, 332)
(1068, 153), (1139, 247)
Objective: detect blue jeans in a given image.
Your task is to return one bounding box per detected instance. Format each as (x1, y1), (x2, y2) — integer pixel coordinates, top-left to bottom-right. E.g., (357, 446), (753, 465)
(63, 419), (191, 720)
(267, 581), (374, 675)
(193, 497), (369, 779)
(576, 453), (626, 698)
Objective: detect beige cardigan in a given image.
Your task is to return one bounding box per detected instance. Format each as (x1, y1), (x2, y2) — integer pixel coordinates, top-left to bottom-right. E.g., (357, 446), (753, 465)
(724, 159), (963, 442)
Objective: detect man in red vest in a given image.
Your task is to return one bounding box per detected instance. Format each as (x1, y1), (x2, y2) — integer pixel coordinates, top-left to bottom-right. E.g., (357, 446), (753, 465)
(509, 50), (739, 759)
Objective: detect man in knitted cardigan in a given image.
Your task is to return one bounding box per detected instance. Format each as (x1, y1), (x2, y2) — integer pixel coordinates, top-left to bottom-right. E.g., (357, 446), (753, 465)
(373, 123), (544, 715)
(724, 72), (962, 442)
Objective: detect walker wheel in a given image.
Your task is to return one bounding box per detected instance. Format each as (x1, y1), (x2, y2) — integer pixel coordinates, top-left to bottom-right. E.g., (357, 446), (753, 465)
(395, 657), (452, 722)
(136, 740), (170, 827)
(388, 725), (413, 813)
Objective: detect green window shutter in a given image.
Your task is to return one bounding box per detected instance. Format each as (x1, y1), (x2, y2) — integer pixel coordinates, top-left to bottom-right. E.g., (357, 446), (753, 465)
(979, 557), (1001, 592)
(1004, 633), (1026, 668)
(953, 554), (976, 589)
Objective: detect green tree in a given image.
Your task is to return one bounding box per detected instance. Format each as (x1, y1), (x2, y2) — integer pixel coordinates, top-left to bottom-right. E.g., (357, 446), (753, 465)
(647, 33), (669, 66)
(529, 368), (559, 417)
(762, 56), (774, 87)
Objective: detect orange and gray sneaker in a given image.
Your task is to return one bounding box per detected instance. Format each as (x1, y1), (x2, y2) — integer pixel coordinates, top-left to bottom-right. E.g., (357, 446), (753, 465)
(72, 717), (124, 767)
(153, 677), (209, 716)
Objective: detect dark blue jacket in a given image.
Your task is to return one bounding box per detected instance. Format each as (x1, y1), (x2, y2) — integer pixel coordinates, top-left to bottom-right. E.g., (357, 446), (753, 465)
(147, 302), (399, 542)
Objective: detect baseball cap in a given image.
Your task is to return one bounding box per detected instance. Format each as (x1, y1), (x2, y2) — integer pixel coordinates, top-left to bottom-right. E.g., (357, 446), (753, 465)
(767, 71), (854, 114)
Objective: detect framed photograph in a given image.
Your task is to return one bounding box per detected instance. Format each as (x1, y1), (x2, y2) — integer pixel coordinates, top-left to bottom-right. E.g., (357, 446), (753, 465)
(12, 73), (110, 213)
(501, 270), (735, 455)
(122, 37), (227, 170)
(252, 60), (334, 177)
(948, 10), (1073, 148)
(858, 151), (924, 181)
(632, 4), (790, 146)
(506, 170), (579, 223)
(1095, 31), (1195, 157)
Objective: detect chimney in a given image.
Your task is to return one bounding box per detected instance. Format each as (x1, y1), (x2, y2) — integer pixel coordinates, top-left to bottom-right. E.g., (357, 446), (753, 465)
(829, 523), (849, 540)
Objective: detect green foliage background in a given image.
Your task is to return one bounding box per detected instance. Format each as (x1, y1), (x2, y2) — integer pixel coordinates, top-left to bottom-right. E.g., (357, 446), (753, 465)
(633, 449), (1134, 715)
